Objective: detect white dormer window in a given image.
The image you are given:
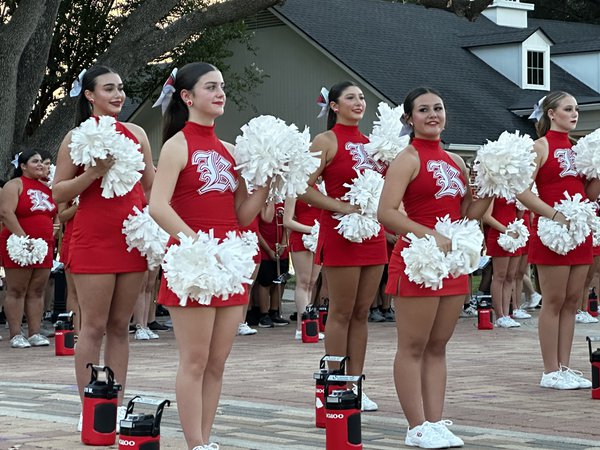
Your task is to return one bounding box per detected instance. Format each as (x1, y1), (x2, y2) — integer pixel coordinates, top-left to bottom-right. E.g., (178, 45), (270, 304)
(522, 32), (551, 90)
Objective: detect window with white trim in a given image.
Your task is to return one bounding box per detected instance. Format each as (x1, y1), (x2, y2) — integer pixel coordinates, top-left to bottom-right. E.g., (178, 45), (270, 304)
(527, 50), (544, 86)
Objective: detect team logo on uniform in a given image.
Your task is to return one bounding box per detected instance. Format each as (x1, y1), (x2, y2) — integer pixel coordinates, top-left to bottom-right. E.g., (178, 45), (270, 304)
(28, 189), (55, 212)
(426, 160), (466, 199)
(192, 150), (238, 194)
(555, 148), (578, 177)
(346, 142), (385, 174)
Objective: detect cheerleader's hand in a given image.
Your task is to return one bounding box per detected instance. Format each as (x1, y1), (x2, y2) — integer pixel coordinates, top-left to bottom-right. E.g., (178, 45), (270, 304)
(336, 201), (361, 215)
(433, 232), (452, 254)
(89, 155), (115, 179)
(553, 211), (569, 226)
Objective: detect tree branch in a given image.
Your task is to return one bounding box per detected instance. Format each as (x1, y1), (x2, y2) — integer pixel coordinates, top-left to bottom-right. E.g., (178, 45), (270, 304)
(417, 0), (494, 20)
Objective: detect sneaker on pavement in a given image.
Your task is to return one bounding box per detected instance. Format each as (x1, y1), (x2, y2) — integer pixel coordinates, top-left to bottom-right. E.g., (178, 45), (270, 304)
(164, 319), (173, 328)
(368, 308), (386, 322)
(294, 329), (324, 340)
(560, 365), (592, 389)
(512, 309), (531, 319)
(116, 405), (127, 433)
(134, 324), (150, 340)
(576, 311), (590, 323)
(495, 316), (511, 328)
(144, 326), (159, 339)
(10, 334), (31, 348)
(258, 315), (274, 328)
(505, 317), (521, 327)
(540, 370), (579, 389)
(192, 444), (220, 450)
(28, 333), (50, 346)
(460, 306), (477, 318)
(584, 311), (599, 323)
(148, 320), (170, 331)
(405, 421), (450, 448)
(77, 412), (83, 432)
(430, 420), (464, 447)
(40, 323), (55, 338)
(237, 322), (257, 335)
(527, 292), (542, 309)
(382, 308), (396, 322)
(270, 314), (290, 327)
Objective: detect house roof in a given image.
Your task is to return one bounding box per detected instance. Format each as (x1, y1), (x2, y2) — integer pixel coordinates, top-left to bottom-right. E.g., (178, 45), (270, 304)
(460, 27), (551, 48)
(274, 0), (600, 146)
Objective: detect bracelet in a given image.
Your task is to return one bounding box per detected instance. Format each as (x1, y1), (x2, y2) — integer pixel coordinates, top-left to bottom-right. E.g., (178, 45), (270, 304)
(551, 211), (558, 220)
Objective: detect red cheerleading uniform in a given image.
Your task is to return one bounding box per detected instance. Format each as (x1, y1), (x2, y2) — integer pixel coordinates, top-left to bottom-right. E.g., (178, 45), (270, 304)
(60, 214), (74, 265)
(520, 209), (531, 255)
(529, 130), (592, 266)
(485, 197), (522, 257)
(67, 120), (147, 273)
(315, 123), (387, 266)
(157, 121), (248, 308)
(385, 138), (469, 297)
(0, 176), (57, 269)
(289, 187), (322, 253)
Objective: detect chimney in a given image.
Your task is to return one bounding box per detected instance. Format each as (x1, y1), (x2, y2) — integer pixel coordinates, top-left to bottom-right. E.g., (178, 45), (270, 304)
(481, 0), (535, 28)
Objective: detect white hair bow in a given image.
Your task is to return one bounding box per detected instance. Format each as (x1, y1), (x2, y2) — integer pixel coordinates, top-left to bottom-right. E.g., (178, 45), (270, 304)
(152, 68), (178, 115)
(69, 69), (87, 98)
(316, 87), (329, 118)
(528, 96), (546, 121)
(11, 152), (21, 168)
(399, 104), (413, 137)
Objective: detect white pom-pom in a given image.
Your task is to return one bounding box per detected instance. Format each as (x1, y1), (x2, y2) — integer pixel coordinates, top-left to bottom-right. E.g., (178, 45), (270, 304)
(538, 192), (596, 255)
(69, 116), (145, 198)
(234, 115), (320, 202)
(162, 230), (258, 306)
(401, 233), (449, 290)
(573, 128), (600, 179)
(497, 218), (529, 253)
(473, 130), (536, 200)
(7, 235), (48, 266)
(122, 206), (169, 270)
(591, 216), (600, 247)
(334, 213), (381, 243)
(364, 102), (410, 164)
(302, 220), (320, 252)
(47, 164), (56, 186)
(434, 215), (484, 277)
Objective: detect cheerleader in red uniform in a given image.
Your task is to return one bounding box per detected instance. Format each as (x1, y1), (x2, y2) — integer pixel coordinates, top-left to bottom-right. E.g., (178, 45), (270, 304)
(517, 91), (600, 389)
(53, 66), (155, 423)
(483, 197), (526, 327)
(57, 199), (80, 335)
(300, 81), (387, 411)
(0, 149), (57, 349)
(149, 63), (270, 450)
(514, 208), (543, 310)
(283, 186), (323, 339)
(378, 88), (491, 448)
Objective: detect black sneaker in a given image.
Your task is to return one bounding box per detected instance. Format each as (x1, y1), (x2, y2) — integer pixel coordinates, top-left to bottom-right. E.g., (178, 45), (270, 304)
(155, 305), (170, 317)
(269, 312), (290, 327)
(258, 315), (274, 328)
(129, 324), (136, 334)
(289, 312), (298, 321)
(148, 320), (170, 331)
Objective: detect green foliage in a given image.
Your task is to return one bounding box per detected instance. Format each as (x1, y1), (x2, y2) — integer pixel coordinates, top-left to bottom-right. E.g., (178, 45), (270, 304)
(529, 0), (600, 24)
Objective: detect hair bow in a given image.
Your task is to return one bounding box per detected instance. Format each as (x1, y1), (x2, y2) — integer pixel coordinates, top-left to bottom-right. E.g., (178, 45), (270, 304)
(399, 104), (413, 137)
(316, 87), (329, 118)
(528, 96), (546, 121)
(69, 69), (87, 98)
(11, 152), (21, 168)
(152, 68), (178, 115)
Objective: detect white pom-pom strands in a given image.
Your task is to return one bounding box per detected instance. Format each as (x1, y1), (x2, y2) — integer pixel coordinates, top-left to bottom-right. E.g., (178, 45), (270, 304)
(401, 233), (449, 290)
(162, 230), (258, 306)
(302, 220), (320, 252)
(7, 235), (48, 266)
(234, 115), (320, 203)
(69, 116), (145, 198)
(434, 215), (483, 278)
(573, 128), (600, 179)
(364, 102), (410, 164)
(122, 206), (169, 270)
(497, 219), (529, 253)
(473, 130), (536, 200)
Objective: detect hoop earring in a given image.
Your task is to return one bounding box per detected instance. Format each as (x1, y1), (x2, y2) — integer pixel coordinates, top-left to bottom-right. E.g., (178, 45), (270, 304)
(186, 100), (193, 106)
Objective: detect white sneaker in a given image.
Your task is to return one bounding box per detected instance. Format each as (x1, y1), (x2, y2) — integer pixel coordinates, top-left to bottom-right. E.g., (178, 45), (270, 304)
(116, 405), (127, 433)
(460, 306), (477, 318)
(361, 391), (378, 412)
(192, 444), (219, 450)
(405, 421), (450, 448)
(505, 317), (521, 327)
(430, 420), (464, 447)
(585, 311), (599, 323)
(495, 316), (511, 328)
(10, 334), (31, 348)
(560, 365), (592, 389)
(237, 322), (257, 336)
(143, 326), (159, 339)
(294, 330), (324, 340)
(77, 412), (83, 432)
(512, 309), (531, 319)
(527, 292), (542, 309)
(540, 370), (579, 389)
(576, 311), (590, 323)
(134, 324), (150, 340)
(28, 333), (50, 346)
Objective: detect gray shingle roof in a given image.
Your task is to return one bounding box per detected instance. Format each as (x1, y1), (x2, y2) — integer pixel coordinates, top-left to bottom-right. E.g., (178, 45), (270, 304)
(460, 27), (549, 47)
(275, 0), (600, 146)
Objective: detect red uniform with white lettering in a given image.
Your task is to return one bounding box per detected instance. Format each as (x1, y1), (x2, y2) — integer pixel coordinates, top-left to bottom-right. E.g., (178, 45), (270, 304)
(315, 123), (387, 266)
(485, 197), (522, 257)
(289, 187), (322, 253)
(386, 138), (469, 297)
(529, 130), (592, 265)
(520, 209), (531, 255)
(157, 121), (248, 307)
(67, 121), (147, 273)
(0, 176), (57, 268)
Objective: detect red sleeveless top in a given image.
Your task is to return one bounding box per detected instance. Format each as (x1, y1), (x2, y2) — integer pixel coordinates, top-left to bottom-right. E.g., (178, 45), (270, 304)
(386, 138), (469, 297)
(315, 123), (387, 266)
(529, 130), (592, 265)
(289, 186), (322, 252)
(0, 176), (57, 268)
(157, 121), (248, 307)
(485, 197), (521, 257)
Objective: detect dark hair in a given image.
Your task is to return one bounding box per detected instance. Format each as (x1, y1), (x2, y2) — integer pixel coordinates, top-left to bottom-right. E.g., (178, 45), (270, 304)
(402, 87), (443, 140)
(162, 62), (218, 144)
(74, 65), (117, 126)
(326, 81), (357, 130)
(38, 149), (52, 163)
(0, 179), (5, 188)
(12, 149), (41, 179)
(535, 91), (576, 143)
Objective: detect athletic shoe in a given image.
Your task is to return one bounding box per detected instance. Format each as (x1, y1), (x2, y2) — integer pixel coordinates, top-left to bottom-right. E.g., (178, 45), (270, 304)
(560, 365), (592, 389)
(192, 444), (220, 450)
(540, 370), (579, 389)
(352, 385), (378, 411)
(460, 306), (477, 318)
(270, 313), (290, 327)
(368, 308), (386, 322)
(40, 323), (55, 338)
(164, 319), (173, 328)
(430, 420), (464, 447)
(144, 326), (159, 339)
(512, 309), (531, 319)
(382, 308), (396, 322)
(527, 292), (542, 309)
(155, 304), (170, 316)
(77, 412), (83, 432)
(258, 315), (274, 328)
(575, 311), (590, 323)
(148, 320), (170, 331)
(116, 405), (127, 433)
(495, 316), (511, 328)
(10, 334), (31, 348)
(128, 324), (136, 334)
(28, 333), (50, 346)
(405, 421), (450, 448)
(584, 311), (599, 323)
(237, 322), (257, 335)
(289, 312), (298, 321)
(505, 317), (521, 327)
(294, 329), (324, 340)
(134, 324), (150, 340)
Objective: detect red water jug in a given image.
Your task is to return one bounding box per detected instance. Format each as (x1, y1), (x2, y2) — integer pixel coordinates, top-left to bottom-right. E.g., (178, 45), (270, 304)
(81, 364), (121, 446)
(313, 355), (347, 428)
(477, 295), (493, 330)
(118, 396), (170, 450)
(302, 305), (319, 343)
(324, 374), (363, 450)
(54, 311), (75, 356)
(588, 288), (598, 318)
(587, 336), (600, 400)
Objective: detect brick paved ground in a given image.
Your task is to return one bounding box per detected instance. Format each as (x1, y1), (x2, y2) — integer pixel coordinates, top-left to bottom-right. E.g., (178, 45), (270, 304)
(1, 297), (600, 450)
